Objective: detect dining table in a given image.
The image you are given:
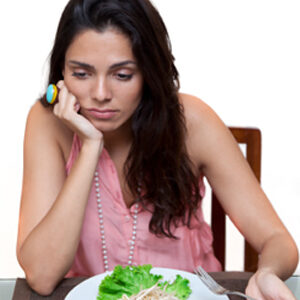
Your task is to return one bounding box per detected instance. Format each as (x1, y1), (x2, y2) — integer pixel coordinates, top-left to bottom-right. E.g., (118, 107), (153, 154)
(8, 272), (300, 300)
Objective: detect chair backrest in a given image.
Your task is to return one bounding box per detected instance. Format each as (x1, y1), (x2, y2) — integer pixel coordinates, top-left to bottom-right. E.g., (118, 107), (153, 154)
(211, 127), (261, 272)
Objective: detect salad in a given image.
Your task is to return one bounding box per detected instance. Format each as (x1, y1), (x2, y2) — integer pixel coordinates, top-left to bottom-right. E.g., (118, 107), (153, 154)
(97, 265), (192, 300)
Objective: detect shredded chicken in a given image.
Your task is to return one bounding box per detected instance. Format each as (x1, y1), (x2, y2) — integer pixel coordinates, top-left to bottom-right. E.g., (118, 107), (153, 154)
(120, 283), (180, 300)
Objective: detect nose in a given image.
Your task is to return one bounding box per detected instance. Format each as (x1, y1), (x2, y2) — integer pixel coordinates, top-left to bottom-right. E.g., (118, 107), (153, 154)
(91, 76), (112, 102)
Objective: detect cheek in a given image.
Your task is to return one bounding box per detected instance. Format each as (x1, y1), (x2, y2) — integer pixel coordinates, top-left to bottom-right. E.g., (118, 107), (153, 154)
(125, 78), (143, 103)
(124, 86), (143, 112)
(64, 76), (88, 100)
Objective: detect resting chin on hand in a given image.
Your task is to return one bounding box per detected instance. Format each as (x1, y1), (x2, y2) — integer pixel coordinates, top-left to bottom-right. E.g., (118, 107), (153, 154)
(246, 269), (296, 300)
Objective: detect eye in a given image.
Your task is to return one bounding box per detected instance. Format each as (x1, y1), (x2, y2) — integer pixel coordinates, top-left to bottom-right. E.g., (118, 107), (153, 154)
(72, 71), (88, 79)
(115, 73), (133, 81)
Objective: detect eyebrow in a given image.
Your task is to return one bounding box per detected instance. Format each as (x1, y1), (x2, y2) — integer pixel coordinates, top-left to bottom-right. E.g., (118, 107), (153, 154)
(68, 60), (137, 70)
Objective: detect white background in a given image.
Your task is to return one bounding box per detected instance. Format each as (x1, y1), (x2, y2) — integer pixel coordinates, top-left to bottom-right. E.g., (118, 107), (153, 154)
(0, 0), (299, 278)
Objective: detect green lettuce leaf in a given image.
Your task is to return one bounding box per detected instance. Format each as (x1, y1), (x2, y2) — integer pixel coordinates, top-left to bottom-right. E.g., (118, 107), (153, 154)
(97, 265), (162, 300)
(160, 274), (192, 300)
(97, 265), (192, 300)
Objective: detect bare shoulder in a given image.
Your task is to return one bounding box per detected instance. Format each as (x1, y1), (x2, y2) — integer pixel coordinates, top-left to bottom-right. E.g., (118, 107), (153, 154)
(179, 93), (235, 168)
(179, 93), (221, 129)
(25, 101), (73, 162)
(179, 92), (229, 142)
(26, 101), (71, 140)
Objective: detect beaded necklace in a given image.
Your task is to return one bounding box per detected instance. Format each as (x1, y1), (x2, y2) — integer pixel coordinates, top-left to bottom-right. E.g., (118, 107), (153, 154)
(94, 170), (139, 271)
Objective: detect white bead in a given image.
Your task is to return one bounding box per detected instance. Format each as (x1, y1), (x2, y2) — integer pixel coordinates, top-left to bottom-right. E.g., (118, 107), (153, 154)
(131, 241), (135, 245)
(132, 230), (136, 235)
(104, 255), (107, 260)
(133, 220), (137, 224)
(128, 260), (132, 264)
(95, 182), (99, 187)
(102, 245), (106, 249)
(132, 236), (136, 240)
(103, 249), (107, 254)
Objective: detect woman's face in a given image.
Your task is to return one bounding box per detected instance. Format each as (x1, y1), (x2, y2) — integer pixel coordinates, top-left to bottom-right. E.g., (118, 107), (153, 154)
(63, 28), (143, 133)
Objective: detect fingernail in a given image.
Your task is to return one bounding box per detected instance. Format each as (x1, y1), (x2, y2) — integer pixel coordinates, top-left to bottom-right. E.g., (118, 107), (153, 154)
(75, 103), (80, 112)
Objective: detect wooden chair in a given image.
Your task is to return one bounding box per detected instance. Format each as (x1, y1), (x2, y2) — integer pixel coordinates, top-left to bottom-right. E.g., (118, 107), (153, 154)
(211, 127), (261, 272)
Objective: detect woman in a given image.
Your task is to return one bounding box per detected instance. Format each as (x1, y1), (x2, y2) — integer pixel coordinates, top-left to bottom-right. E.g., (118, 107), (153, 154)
(17, 0), (298, 298)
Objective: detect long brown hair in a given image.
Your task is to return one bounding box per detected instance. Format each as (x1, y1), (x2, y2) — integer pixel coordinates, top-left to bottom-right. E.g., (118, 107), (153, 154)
(43, 0), (201, 238)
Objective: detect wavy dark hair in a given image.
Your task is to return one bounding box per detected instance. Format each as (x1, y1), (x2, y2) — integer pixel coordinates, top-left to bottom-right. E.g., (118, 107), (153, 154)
(42, 0), (201, 238)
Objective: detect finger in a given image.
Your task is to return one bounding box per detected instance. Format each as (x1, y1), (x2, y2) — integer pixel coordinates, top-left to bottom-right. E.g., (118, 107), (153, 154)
(74, 102), (81, 113)
(55, 81), (69, 106)
(57, 84), (73, 110)
(54, 86), (79, 122)
(53, 84), (69, 117)
(57, 83), (79, 113)
(56, 80), (64, 90)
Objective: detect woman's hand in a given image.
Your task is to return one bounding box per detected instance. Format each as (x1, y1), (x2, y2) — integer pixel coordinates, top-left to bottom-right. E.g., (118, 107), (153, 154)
(246, 269), (296, 300)
(53, 81), (103, 144)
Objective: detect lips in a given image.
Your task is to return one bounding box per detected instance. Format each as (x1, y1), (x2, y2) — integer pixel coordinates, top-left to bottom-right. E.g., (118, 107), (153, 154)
(86, 108), (118, 119)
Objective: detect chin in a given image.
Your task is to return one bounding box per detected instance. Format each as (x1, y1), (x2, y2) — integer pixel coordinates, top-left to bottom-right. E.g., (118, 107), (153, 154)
(89, 115), (131, 134)
(93, 121), (123, 133)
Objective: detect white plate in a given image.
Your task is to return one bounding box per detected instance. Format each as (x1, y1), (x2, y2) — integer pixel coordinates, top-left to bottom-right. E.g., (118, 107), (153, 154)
(65, 267), (227, 300)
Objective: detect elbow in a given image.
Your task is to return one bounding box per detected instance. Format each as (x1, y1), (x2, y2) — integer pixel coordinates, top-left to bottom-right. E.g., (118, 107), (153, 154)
(18, 258), (62, 296)
(17, 247), (69, 295)
(290, 237), (299, 270)
(17, 253), (58, 295)
(25, 271), (60, 296)
(282, 230), (299, 267)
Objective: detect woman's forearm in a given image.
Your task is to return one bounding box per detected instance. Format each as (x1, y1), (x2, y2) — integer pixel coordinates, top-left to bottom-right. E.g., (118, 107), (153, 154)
(257, 230), (298, 279)
(18, 141), (102, 295)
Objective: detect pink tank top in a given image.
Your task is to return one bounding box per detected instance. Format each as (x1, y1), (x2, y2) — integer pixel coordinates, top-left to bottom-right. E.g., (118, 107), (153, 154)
(66, 135), (221, 277)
